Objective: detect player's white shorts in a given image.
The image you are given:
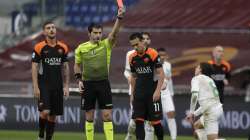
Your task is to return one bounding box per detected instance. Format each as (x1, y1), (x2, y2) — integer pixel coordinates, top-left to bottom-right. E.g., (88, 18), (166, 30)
(199, 104), (223, 135)
(161, 92), (175, 113)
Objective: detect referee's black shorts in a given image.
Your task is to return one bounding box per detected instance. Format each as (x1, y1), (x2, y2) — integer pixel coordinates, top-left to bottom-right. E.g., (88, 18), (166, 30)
(81, 79), (113, 111)
(38, 85), (64, 115)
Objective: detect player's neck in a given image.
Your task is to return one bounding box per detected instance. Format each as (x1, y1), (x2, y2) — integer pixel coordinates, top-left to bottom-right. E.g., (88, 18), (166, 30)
(214, 58), (222, 65)
(46, 37), (57, 46)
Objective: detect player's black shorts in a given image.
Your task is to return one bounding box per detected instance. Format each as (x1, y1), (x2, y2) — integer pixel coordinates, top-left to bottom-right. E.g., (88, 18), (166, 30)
(81, 79), (113, 111)
(132, 96), (162, 121)
(38, 85), (64, 115)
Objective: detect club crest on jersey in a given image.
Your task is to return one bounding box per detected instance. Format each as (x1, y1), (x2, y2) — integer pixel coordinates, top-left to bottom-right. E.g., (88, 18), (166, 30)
(135, 66), (152, 74)
(58, 48), (64, 54)
(143, 58), (149, 63)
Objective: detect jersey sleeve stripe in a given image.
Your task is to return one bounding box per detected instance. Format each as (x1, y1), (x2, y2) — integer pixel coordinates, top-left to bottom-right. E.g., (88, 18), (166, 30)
(58, 41), (69, 54)
(147, 48), (158, 61)
(34, 41), (46, 55)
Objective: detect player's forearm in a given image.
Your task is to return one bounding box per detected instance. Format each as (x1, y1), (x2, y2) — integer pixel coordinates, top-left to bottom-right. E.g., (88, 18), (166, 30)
(194, 107), (203, 116)
(31, 63), (39, 88)
(63, 62), (70, 87)
(130, 75), (136, 95)
(156, 68), (165, 93)
(190, 92), (198, 113)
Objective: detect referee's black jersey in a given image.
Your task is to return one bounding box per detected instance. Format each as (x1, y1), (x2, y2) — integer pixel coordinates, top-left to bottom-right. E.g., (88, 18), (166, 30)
(129, 48), (162, 98)
(32, 41), (69, 90)
(208, 60), (231, 94)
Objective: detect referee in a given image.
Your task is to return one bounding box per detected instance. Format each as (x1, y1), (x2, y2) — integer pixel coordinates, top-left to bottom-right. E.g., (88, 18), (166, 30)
(74, 8), (125, 140)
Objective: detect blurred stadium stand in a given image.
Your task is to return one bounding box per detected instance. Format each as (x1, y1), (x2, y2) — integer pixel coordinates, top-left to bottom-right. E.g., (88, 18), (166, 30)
(0, 0), (250, 96)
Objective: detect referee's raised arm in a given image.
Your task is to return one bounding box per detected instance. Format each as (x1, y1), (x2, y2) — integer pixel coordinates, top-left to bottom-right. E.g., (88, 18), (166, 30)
(107, 7), (125, 45)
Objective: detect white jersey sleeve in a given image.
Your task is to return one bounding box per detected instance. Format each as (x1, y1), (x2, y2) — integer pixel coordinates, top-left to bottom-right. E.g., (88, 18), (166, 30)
(162, 61), (174, 96)
(123, 50), (134, 79)
(191, 76), (200, 93)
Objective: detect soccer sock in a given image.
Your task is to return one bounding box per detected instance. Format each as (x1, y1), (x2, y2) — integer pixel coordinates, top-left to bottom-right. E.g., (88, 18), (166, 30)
(153, 123), (164, 140)
(38, 117), (47, 138)
(167, 118), (177, 140)
(145, 121), (154, 140)
(135, 120), (145, 140)
(45, 121), (55, 140)
(195, 129), (207, 140)
(85, 121), (94, 140)
(127, 119), (136, 136)
(103, 121), (113, 140)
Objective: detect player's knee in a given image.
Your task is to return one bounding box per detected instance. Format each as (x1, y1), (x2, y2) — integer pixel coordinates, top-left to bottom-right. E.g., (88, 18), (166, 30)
(167, 111), (175, 118)
(40, 110), (50, 118)
(193, 121), (203, 129)
(102, 111), (112, 121)
(85, 110), (94, 121)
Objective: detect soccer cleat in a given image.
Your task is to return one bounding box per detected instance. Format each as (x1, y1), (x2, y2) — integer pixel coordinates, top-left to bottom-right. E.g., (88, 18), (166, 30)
(37, 137), (45, 140)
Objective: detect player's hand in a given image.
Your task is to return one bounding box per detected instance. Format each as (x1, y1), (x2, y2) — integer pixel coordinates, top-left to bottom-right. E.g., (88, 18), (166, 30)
(63, 86), (69, 100)
(153, 91), (161, 102)
(117, 7), (125, 19)
(78, 80), (84, 95)
(33, 86), (40, 100)
(185, 113), (194, 124)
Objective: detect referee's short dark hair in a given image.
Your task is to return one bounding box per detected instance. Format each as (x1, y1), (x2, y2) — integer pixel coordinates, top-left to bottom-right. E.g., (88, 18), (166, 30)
(129, 32), (143, 41)
(200, 62), (214, 77)
(42, 20), (54, 30)
(88, 23), (103, 33)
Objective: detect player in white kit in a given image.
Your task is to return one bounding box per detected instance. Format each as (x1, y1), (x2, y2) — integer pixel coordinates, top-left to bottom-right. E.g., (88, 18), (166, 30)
(124, 32), (154, 140)
(186, 63), (223, 140)
(157, 48), (177, 140)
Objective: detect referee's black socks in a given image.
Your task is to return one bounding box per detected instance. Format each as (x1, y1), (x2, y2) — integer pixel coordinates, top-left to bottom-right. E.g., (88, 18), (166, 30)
(135, 120), (145, 140)
(46, 121), (55, 140)
(153, 123), (164, 140)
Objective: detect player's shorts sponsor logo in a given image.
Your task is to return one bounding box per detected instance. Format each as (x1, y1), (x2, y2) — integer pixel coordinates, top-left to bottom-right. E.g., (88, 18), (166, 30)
(44, 57), (62, 65)
(135, 66), (152, 74)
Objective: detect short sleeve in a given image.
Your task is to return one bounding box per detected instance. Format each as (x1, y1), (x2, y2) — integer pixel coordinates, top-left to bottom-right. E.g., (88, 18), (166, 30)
(154, 55), (162, 68)
(75, 45), (82, 64)
(31, 49), (41, 63)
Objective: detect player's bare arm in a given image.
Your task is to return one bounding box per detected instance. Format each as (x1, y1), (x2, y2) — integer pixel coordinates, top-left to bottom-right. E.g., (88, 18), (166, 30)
(74, 63), (84, 93)
(153, 67), (164, 102)
(31, 62), (40, 99)
(186, 91), (198, 123)
(63, 62), (70, 98)
(107, 7), (125, 45)
(130, 73), (136, 103)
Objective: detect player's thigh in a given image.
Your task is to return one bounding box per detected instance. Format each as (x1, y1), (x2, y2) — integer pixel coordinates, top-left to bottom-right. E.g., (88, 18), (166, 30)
(161, 93), (175, 114)
(148, 99), (163, 121)
(96, 80), (113, 110)
(132, 99), (146, 120)
(82, 81), (97, 111)
(50, 89), (64, 115)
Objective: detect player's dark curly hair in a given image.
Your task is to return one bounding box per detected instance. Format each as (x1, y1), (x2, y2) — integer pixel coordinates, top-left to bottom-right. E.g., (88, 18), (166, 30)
(129, 32), (143, 41)
(200, 62), (214, 77)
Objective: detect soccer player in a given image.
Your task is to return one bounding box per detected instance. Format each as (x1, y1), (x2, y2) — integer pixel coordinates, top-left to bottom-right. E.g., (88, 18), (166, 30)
(186, 63), (223, 140)
(124, 32), (154, 140)
(32, 21), (70, 140)
(157, 48), (177, 140)
(129, 32), (165, 140)
(208, 45), (231, 104)
(74, 8), (125, 140)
